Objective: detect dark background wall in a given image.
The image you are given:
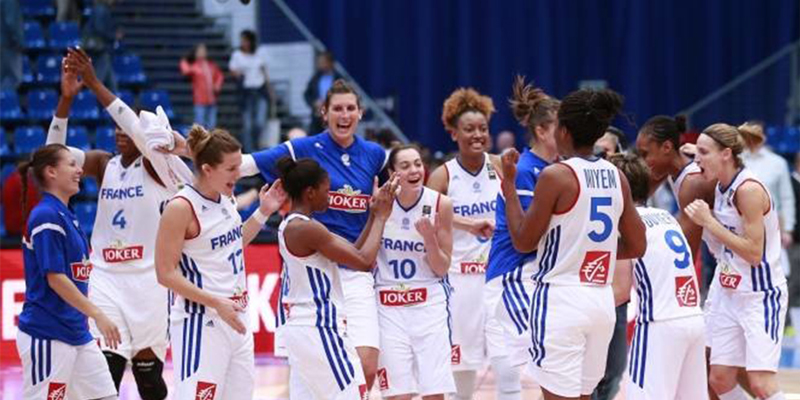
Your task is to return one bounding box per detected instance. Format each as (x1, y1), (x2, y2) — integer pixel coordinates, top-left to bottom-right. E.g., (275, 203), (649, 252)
(261, 0), (799, 152)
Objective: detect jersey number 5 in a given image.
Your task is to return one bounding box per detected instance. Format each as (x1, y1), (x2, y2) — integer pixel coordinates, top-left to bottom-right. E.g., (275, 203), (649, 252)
(588, 197), (612, 242)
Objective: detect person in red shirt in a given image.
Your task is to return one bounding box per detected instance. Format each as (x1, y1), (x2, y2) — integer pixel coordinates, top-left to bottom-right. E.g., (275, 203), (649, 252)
(180, 43), (224, 129)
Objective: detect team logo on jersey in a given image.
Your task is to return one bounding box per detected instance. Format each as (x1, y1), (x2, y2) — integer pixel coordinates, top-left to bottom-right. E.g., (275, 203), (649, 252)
(579, 251), (610, 284)
(195, 381), (217, 400)
(70, 257), (93, 282)
(47, 382), (66, 400)
(377, 368), (390, 390)
(472, 182), (481, 192)
(230, 287), (249, 309)
(461, 254), (487, 274)
(359, 384), (368, 400)
(451, 345), (462, 365)
(328, 185), (370, 213)
(675, 276), (699, 307)
(718, 262), (741, 289)
(402, 217), (410, 229)
(379, 286), (427, 306)
(422, 205), (432, 216)
(487, 163), (498, 180)
(102, 240), (144, 263)
(341, 153), (351, 166)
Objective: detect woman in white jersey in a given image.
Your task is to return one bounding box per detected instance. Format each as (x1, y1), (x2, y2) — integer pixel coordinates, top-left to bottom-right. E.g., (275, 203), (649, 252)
(154, 125), (287, 400)
(426, 88), (510, 400)
(608, 153), (708, 399)
(276, 156), (397, 400)
(685, 123), (788, 400)
(376, 144), (455, 399)
(501, 88), (646, 400)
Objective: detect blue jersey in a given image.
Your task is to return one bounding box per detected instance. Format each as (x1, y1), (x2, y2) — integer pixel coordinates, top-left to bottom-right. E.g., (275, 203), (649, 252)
(19, 193), (94, 345)
(486, 150), (549, 281)
(253, 131), (387, 243)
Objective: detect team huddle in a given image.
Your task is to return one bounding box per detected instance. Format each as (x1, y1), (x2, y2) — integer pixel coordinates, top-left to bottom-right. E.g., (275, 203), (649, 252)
(14, 47), (788, 400)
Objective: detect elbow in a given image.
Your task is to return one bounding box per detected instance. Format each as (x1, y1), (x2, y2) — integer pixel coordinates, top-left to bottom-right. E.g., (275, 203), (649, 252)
(510, 237), (534, 254)
(631, 240), (647, 259)
(746, 252), (762, 267)
(155, 265), (172, 288)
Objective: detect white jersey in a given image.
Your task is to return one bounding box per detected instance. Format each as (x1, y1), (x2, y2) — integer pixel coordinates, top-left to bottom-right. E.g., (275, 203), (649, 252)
(90, 156), (174, 272)
(667, 160), (723, 257)
(633, 206), (703, 323)
(170, 186), (248, 321)
(712, 168), (785, 292)
(374, 187), (447, 306)
(278, 213), (346, 328)
(444, 155), (500, 275)
(530, 157), (624, 286)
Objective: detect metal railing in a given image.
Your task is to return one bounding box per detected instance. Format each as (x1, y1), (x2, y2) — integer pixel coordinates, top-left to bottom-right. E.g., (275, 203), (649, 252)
(270, 0), (409, 143)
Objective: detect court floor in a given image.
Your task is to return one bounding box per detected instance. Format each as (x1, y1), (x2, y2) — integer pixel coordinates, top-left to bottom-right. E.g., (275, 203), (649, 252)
(2, 354), (800, 399)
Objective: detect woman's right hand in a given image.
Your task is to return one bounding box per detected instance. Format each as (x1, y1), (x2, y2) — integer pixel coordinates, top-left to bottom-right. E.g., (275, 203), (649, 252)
(93, 313), (121, 349)
(371, 174), (400, 220)
(212, 297), (246, 334)
(65, 47), (100, 87)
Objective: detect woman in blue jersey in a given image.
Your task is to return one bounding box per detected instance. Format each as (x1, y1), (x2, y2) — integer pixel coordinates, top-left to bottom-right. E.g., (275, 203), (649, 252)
(17, 144), (120, 400)
(241, 79), (387, 390)
(501, 88), (646, 400)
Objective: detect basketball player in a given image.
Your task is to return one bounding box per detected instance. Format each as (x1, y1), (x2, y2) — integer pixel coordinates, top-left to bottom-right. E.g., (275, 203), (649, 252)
(501, 88), (646, 400)
(241, 79), (387, 390)
(685, 124), (788, 400)
(376, 145), (455, 399)
(607, 153), (707, 399)
(154, 125), (287, 400)
(485, 78), (560, 389)
(425, 87), (510, 399)
(16, 144), (119, 400)
(277, 156), (396, 400)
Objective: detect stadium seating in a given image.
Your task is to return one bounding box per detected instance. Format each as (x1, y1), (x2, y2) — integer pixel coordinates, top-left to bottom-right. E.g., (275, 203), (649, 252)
(21, 0), (55, 18)
(113, 54), (147, 85)
(35, 54), (61, 85)
(48, 22), (81, 50)
(71, 91), (101, 122)
(13, 126), (46, 155)
(116, 90), (135, 108)
(140, 89), (175, 118)
(74, 201), (97, 234)
(26, 89), (58, 121)
(22, 56), (35, 85)
(0, 127), (11, 158)
(23, 21), (46, 50)
(95, 125), (116, 152)
(67, 126), (91, 150)
(81, 177), (99, 197)
(0, 91), (25, 121)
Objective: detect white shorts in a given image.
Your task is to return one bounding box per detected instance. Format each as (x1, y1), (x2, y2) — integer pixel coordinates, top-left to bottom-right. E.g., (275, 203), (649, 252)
(709, 283), (788, 371)
(89, 268), (169, 361)
(16, 330), (117, 400)
(169, 312), (255, 400)
(527, 284), (615, 398)
(449, 272), (488, 371)
(626, 315), (708, 400)
(339, 268), (380, 349)
(283, 324), (366, 400)
(703, 279), (720, 348)
(376, 299), (455, 397)
(485, 263), (536, 367)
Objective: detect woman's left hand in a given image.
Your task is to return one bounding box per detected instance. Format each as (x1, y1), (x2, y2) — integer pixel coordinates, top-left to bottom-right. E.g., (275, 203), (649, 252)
(258, 180), (288, 215)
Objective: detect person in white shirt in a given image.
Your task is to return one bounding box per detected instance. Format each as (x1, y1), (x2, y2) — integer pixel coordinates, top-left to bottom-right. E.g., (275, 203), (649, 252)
(229, 29), (273, 153)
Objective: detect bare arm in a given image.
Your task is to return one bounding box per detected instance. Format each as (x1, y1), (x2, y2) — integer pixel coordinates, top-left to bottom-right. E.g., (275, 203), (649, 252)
(287, 218), (388, 271)
(612, 259), (633, 306)
(616, 172), (647, 259)
(675, 174), (716, 259)
(242, 181), (287, 246)
(502, 163), (566, 253)
(686, 182), (768, 266)
(46, 273), (120, 347)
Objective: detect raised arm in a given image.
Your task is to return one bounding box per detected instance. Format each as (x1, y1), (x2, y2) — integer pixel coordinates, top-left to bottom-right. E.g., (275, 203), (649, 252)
(616, 172), (647, 259)
(675, 173), (716, 259)
(241, 181), (287, 246)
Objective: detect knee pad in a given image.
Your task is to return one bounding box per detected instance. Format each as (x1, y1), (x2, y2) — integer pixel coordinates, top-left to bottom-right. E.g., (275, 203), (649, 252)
(103, 351), (127, 391)
(132, 358), (168, 400)
(453, 370), (477, 400)
(490, 356), (522, 397)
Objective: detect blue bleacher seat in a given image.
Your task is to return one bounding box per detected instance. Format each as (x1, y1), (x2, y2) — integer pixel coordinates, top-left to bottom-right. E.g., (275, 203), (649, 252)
(81, 176), (98, 197)
(13, 126), (46, 155)
(67, 126), (90, 150)
(0, 90), (25, 121)
(0, 127), (10, 157)
(116, 90), (135, 107)
(74, 202), (97, 234)
(140, 90), (174, 118)
(21, 0), (56, 18)
(22, 56), (34, 85)
(113, 54), (147, 85)
(95, 125), (116, 152)
(784, 126), (799, 153)
(23, 21), (46, 50)
(71, 91), (100, 121)
(35, 54), (61, 85)
(48, 22), (81, 50)
(27, 89), (58, 121)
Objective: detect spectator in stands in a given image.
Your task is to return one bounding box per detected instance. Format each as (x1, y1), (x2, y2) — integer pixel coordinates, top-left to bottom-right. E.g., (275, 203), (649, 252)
(229, 29), (273, 152)
(0, 0), (23, 90)
(82, 0), (122, 92)
(2, 168), (41, 237)
(57, 0), (81, 22)
(304, 51), (342, 134)
(180, 43), (224, 129)
(739, 121), (796, 250)
(494, 130), (516, 153)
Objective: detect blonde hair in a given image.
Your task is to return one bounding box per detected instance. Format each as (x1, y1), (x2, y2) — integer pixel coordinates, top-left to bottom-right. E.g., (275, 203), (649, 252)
(702, 123), (745, 167)
(737, 121), (765, 148)
(441, 88), (496, 131)
(186, 124), (241, 169)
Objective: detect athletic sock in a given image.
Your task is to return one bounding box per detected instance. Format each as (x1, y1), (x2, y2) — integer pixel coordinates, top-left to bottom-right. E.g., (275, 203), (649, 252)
(764, 392), (785, 400)
(453, 370), (477, 400)
(490, 356), (522, 400)
(718, 386), (749, 400)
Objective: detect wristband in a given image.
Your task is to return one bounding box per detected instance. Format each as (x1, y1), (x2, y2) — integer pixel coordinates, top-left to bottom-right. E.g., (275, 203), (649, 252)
(252, 209), (268, 224)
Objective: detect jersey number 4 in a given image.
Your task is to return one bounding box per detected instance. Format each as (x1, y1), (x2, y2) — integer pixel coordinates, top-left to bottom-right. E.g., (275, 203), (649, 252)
(112, 210), (127, 230)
